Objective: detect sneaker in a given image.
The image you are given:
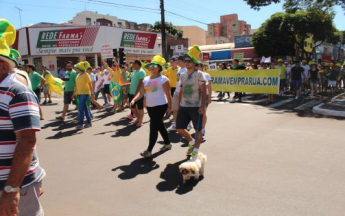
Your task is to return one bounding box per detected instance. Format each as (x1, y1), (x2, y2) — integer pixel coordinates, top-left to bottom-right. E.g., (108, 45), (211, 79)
(186, 141), (195, 155)
(160, 144), (172, 152)
(127, 114), (133, 120)
(42, 101), (47, 105)
(48, 100), (52, 104)
(84, 123), (92, 128)
(167, 124), (176, 131)
(76, 124), (83, 130)
(295, 96), (299, 100)
(187, 123), (193, 131)
(140, 150), (152, 158)
(189, 151), (198, 161)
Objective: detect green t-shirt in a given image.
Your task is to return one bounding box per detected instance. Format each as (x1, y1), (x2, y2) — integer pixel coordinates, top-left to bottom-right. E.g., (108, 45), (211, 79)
(64, 70), (77, 92)
(29, 71), (42, 91)
(129, 69), (146, 95)
(276, 65), (287, 80)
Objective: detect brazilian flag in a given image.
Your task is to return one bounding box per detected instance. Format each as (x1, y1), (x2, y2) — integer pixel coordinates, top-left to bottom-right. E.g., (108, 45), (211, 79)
(110, 82), (122, 104)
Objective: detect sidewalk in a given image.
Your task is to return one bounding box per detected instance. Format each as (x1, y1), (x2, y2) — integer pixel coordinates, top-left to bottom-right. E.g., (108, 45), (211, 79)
(313, 92), (345, 117)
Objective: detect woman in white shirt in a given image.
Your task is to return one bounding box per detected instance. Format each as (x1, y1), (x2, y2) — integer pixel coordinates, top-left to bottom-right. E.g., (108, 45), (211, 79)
(130, 54), (172, 158)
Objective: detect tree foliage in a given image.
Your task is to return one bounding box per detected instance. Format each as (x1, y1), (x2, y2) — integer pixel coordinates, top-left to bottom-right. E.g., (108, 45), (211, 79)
(150, 21), (183, 38)
(252, 10), (342, 60)
(244, 0), (345, 11)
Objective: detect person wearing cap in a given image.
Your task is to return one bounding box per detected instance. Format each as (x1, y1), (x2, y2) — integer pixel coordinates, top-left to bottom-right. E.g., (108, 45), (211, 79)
(328, 63), (341, 93)
(128, 60), (146, 127)
(276, 59), (287, 96)
(41, 66), (52, 105)
(130, 54), (172, 158)
(0, 19), (46, 216)
(26, 64), (45, 120)
(166, 57), (180, 97)
(176, 45), (207, 161)
(290, 61), (304, 99)
(74, 61), (93, 130)
(308, 62), (320, 98)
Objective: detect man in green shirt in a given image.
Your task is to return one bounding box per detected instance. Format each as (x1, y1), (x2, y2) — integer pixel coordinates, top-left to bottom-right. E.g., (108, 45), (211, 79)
(26, 64), (45, 120)
(42, 66), (52, 104)
(56, 61), (77, 121)
(128, 60), (146, 127)
(276, 59), (287, 96)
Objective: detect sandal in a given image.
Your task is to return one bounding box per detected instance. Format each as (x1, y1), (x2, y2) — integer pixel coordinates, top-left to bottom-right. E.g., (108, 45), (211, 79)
(55, 116), (65, 121)
(140, 150), (152, 158)
(160, 144), (172, 152)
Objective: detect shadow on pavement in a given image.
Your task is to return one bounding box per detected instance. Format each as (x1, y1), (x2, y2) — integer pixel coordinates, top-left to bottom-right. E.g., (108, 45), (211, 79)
(46, 129), (82, 140)
(104, 117), (131, 127)
(156, 158), (203, 195)
(111, 124), (139, 137)
(111, 151), (165, 180)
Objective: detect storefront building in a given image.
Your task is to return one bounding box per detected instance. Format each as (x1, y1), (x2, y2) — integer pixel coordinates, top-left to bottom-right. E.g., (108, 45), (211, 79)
(13, 25), (162, 76)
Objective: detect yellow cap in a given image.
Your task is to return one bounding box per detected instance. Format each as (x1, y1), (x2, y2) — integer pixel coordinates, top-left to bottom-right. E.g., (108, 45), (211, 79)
(185, 45), (201, 64)
(0, 19), (17, 69)
(146, 53), (166, 68)
(277, 59), (283, 63)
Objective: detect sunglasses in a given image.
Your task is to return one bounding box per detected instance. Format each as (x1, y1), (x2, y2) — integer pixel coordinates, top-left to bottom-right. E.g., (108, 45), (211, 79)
(149, 64), (159, 68)
(184, 59), (193, 63)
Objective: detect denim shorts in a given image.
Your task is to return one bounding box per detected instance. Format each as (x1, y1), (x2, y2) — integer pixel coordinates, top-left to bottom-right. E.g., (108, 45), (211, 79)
(292, 79), (301, 90)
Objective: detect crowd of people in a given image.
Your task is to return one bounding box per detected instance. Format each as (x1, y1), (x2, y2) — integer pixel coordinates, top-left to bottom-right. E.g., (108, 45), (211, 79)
(215, 59), (345, 102)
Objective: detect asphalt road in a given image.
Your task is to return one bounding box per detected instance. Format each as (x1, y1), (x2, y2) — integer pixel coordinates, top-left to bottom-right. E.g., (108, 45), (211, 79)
(37, 94), (344, 216)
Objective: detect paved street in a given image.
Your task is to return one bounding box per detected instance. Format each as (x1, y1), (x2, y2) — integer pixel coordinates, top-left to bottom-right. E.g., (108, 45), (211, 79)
(38, 94), (344, 216)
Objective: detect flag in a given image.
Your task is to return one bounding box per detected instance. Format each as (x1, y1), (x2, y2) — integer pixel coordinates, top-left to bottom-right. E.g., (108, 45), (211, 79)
(44, 73), (64, 95)
(109, 82), (122, 104)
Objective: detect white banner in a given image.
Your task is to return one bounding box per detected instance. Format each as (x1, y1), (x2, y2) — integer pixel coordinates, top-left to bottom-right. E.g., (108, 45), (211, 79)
(101, 44), (113, 59)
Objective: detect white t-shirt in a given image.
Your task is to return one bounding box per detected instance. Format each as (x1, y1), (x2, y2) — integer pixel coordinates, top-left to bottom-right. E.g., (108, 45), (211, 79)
(102, 69), (111, 85)
(301, 64), (310, 79)
(143, 75), (169, 107)
(202, 72), (211, 95)
(175, 67), (187, 93)
(95, 73), (103, 91)
(180, 70), (207, 107)
(89, 73), (95, 82)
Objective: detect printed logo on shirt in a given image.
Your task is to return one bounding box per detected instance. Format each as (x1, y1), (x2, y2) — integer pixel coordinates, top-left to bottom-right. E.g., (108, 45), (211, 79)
(183, 85), (194, 98)
(144, 80), (158, 93)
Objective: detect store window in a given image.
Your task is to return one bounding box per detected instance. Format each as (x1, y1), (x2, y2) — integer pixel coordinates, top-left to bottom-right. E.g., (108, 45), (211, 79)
(86, 18), (91, 25)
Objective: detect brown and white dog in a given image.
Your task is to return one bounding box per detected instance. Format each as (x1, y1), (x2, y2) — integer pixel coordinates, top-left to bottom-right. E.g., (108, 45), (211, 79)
(179, 152), (207, 184)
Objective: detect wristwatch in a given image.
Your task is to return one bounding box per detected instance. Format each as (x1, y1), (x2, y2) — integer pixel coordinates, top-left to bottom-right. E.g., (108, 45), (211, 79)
(4, 185), (20, 193)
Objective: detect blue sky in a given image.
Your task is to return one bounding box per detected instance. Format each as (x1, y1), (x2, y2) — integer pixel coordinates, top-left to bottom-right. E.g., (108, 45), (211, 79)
(1, 0), (344, 31)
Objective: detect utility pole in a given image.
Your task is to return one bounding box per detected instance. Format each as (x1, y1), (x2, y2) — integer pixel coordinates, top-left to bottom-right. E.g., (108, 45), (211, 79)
(14, 7), (22, 28)
(160, 0), (167, 59)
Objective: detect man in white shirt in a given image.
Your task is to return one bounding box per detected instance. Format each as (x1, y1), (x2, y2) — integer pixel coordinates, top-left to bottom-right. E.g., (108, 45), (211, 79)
(102, 65), (112, 105)
(301, 60), (310, 92)
(167, 56), (187, 131)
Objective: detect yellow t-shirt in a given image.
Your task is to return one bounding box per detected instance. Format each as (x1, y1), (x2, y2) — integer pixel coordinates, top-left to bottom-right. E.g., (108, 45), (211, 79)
(76, 72), (91, 95)
(107, 66), (121, 84)
(166, 67), (180, 88)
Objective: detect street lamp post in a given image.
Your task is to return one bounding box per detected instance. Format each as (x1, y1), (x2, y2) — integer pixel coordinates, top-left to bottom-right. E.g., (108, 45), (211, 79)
(14, 7), (22, 28)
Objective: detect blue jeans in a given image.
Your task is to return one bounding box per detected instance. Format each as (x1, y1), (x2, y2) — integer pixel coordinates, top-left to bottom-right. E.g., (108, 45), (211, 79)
(77, 94), (91, 125)
(95, 88), (108, 104)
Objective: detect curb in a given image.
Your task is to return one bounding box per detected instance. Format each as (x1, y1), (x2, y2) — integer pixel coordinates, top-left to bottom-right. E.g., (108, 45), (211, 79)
(312, 103), (345, 117)
(331, 93), (345, 102)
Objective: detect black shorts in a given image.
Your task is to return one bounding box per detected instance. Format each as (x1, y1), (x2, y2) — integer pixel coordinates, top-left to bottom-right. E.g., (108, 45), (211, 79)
(170, 88), (176, 97)
(33, 88), (41, 103)
(176, 107), (203, 132)
(104, 84), (110, 94)
(128, 94), (144, 110)
(64, 91), (74, 105)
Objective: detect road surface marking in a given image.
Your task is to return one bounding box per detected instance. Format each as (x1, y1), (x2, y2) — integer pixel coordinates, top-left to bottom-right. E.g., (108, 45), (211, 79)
(294, 100), (322, 111)
(268, 98), (294, 108)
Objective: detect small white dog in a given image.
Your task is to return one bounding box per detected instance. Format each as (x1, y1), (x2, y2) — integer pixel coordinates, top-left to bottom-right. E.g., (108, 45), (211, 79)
(179, 152), (207, 184)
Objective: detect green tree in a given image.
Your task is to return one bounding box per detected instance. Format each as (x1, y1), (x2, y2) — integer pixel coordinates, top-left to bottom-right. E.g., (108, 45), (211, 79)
(150, 21), (183, 38)
(252, 10), (341, 61)
(251, 13), (296, 57)
(244, 0), (345, 11)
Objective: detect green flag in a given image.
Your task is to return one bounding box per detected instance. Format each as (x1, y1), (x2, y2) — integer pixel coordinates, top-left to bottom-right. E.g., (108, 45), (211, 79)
(110, 82), (122, 104)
